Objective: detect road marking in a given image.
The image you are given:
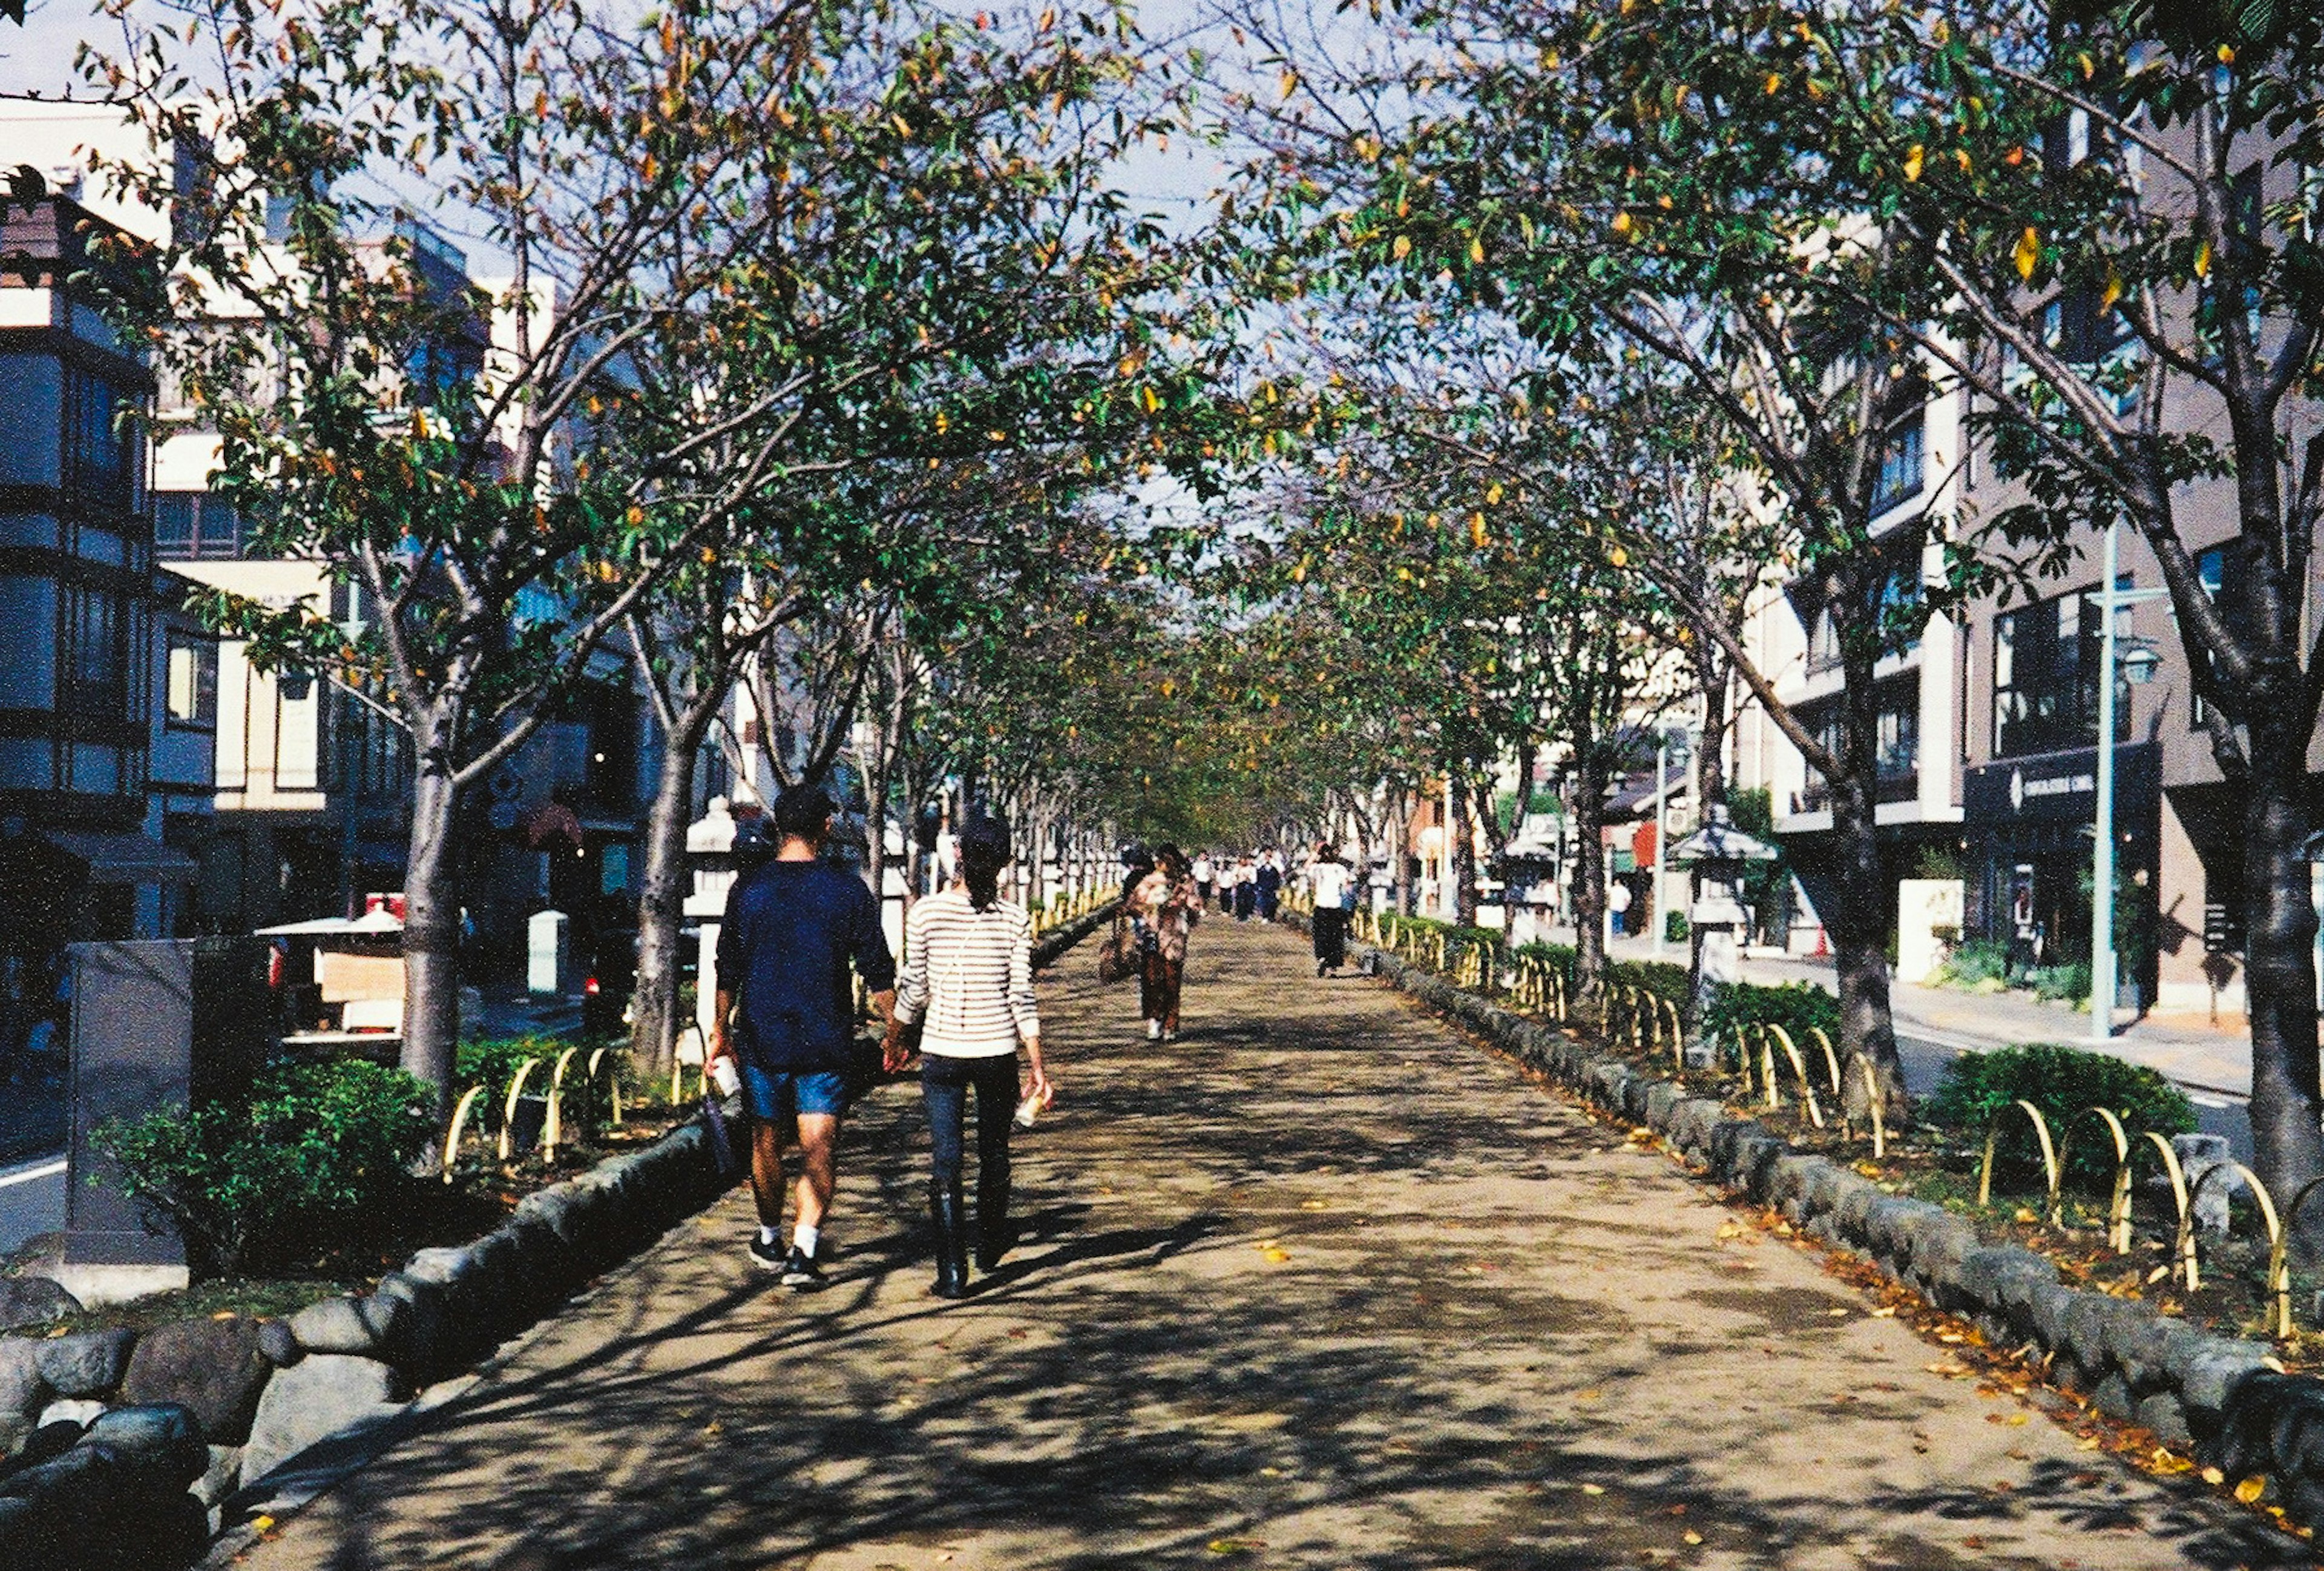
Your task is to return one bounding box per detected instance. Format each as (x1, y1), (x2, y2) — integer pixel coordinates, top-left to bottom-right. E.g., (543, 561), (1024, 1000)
(2185, 1093), (2234, 1108)
(0, 1159), (66, 1191)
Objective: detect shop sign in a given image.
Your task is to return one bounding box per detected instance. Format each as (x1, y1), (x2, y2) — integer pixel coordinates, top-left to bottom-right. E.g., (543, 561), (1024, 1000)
(1964, 743), (2159, 824)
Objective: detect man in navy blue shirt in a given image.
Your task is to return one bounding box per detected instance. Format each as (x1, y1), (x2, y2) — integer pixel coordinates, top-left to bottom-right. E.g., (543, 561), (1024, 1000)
(709, 785), (896, 1289)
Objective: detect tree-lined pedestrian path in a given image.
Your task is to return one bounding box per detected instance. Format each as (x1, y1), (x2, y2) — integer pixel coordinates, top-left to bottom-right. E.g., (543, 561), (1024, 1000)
(232, 919), (2298, 1570)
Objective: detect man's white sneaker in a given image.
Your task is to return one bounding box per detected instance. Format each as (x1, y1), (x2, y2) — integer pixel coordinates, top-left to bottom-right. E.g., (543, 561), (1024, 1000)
(1147, 1019), (1162, 1040)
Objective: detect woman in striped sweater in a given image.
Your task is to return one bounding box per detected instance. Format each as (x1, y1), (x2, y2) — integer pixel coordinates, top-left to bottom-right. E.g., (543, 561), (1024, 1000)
(883, 815), (1053, 1300)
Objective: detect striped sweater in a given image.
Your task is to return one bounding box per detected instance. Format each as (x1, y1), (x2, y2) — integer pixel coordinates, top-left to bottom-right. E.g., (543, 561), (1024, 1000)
(893, 888), (1039, 1058)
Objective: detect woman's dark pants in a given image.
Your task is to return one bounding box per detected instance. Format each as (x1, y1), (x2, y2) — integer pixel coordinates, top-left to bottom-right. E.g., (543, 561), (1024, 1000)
(1313, 906), (1348, 970)
(922, 1053), (1019, 1265)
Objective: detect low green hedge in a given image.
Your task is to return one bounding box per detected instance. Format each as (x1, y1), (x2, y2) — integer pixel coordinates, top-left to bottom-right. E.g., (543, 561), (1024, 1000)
(95, 1059), (434, 1277)
(1702, 981), (1841, 1058)
(1924, 1042), (2194, 1189)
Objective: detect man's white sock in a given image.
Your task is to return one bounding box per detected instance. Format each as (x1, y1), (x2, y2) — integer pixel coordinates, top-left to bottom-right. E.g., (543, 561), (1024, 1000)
(793, 1223), (821, 1259)
(758, 1224), (780, 1247)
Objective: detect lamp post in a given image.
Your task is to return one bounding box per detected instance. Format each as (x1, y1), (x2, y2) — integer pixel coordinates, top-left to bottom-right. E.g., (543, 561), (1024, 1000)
(1651, 720), (1693, 958)
(2090, 519), (2165, 1043)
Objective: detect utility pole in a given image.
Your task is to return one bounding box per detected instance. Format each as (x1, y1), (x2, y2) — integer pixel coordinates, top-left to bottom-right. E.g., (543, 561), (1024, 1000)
(2092, 521), (2118, 1044)
(1652, 728), (1669, 958)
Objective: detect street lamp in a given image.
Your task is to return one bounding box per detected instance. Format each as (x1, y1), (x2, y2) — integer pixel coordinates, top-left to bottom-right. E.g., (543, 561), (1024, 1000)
(2090, 518), (2167, 1043)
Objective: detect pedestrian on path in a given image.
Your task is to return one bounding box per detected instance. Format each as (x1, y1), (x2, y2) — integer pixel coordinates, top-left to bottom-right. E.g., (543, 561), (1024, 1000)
(1192, 850), (1214, 909)
(1129, 844), (1204, 1041)
(884, 815), (1052, 1300)
(1255, 849), (1284, 921)
(1307, 843), (1353, 977)
(1232, 855), (1257, 921)
(709, 785), (896, 1291)
(1120, 843), (1154, 904)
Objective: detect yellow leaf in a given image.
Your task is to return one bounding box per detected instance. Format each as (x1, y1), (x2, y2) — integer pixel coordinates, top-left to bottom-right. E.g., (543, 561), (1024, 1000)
(1580, 1483), (1606, 1495)
(1469, 234), (1485, 263)
(2101, 268), (2124, 312)
(1261, 1247), (1290, 1263)
(1608, 545), (1628, 567)
(1279, 67), (1297, 102)
(1764, 73), (1781, 94)
(2201, 1466), (2227, 1485)
(1485, 481), (1504, 503)
(1612, 211), (1633, 235)
(1683, 1530), (1704, 1546)
(1391, 234), (1412, 260)
(1954, 147), (1972, 174)
(2014, 226), (2041, 282)
(1468, 512), (1489, 547)
(2236, 1476), (2267, 1504)
(2193, 240), (2212, 279)
(1902, 145), (1923, 182)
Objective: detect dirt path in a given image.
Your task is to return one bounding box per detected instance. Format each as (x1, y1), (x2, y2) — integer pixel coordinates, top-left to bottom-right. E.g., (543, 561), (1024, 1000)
(227, 917), (2300, 1570)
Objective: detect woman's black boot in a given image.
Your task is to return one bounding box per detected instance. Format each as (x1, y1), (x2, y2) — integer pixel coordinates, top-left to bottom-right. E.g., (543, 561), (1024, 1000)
(976, 1173), (1014, 1271)
(930, 1181), (970, 1300)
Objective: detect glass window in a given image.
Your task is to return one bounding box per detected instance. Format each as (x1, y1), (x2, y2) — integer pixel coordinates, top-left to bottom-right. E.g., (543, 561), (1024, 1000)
(152, 492), (241, 559)
(1871, 413), (1925, 515)
(2190, 545), (2242, 728)
(65, 369), (139, 511)
(66, 584), (128, 714)
(1994, 585), (2130, 757)
(165, 634), (217, 727)
(1877, 699), (1919, 778)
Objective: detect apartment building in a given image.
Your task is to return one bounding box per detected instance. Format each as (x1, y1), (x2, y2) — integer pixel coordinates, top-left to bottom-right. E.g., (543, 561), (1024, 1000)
(1729, 148), (2320, 1021)
(0, 190), (207, 947)
(2, 99), (658, 971)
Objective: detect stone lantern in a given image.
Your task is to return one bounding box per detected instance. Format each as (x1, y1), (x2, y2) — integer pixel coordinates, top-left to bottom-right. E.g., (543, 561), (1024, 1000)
(1670, 803), (1777, 1064)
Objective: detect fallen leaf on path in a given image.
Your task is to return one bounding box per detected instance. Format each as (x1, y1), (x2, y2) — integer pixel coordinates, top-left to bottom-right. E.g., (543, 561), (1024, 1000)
(1580, 1483), (1606, 1495)
(1870, 1307), (1897, 1317)
(1206, 1539), (1266, 1555)
(1261, 1248), (1291, 1263)
(2236, 1477), (2267, 1504)
(1682, 1530), (1704, 1546)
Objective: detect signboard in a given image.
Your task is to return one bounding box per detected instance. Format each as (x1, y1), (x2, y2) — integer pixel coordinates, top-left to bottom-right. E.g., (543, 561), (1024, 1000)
(1963, 743), (2159, 825)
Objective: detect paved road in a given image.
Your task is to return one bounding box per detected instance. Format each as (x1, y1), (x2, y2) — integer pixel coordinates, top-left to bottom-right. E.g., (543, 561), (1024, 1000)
(0, 1153), (64, 1260)
(231, 918), (2298, 1570)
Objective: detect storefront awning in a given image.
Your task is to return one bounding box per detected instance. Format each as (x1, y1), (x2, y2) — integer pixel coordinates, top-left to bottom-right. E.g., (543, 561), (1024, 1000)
(43, 830), (198, 886)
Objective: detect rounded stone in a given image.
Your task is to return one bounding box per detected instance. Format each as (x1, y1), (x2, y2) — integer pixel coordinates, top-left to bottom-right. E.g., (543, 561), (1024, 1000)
(0, 1341), (47, 1421)
(83, 1403), (207, 1486)
(287, 1296), (382, 1357)
(255, 1319), (302, 1369)
(121, 1316), (272, 1444)
(34, 1398), (103, 1431)
(0, 1278), (81, 1334)
(33, 1329), (134, 1398)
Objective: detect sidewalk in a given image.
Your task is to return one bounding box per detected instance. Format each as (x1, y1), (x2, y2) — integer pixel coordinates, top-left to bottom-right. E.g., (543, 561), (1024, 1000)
(225, 918), (2297, 1570)
(1593, 930), (2254, 1099)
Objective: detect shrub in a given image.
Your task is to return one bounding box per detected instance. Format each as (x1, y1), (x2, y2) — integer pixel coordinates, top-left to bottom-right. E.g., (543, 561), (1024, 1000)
(458, 1035), (566, 1130)
(1932, 938), (2010, 988)
(1702, 981), (1841, 1059)
(2030, 961), (2092, 1006)
(1609, 960), (1690, 1002)
(1515, 941), (1577, 989)
(1924, 1042), (2195, 1189)
(94, 1059), (434, 1277)
(1664, 911), (1690, 944)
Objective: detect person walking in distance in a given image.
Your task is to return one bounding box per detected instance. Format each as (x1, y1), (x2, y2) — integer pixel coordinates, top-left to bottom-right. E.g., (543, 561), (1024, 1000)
(1191, 850), (1215, 911)
(1232, 854), (1258, 921)
(1129, 844), (1203, 1041)
(708, 785), (896, 1291)
(883, 816), (1051, 1300)
(1255, 849), (1285, 921)
(1306, 843), (1354, 978)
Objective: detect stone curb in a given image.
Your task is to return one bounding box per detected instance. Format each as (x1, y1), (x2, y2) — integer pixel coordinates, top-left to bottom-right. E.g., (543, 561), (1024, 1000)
(1322, 919), (2324, 1526)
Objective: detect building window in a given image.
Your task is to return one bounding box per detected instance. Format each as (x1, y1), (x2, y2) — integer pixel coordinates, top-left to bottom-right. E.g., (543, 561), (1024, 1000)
(1877, 699), (1919, 779)
(1871, 412), (1925, 515)
(154, 493), (243, 559)
(65, 584), (129, 716)
(1994, 586), (2131, 758)
(165, 633), (217, 727)
(65, 369), (139, 512)
(2190, 544), (2244, 729)
(1807, 607), (1840, 673)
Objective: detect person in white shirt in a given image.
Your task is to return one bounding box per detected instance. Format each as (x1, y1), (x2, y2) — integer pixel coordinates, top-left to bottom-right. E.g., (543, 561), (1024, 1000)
(1191, 851), (1215, 909)
(884, 815), (1052, 1300)
(1307, 844), (1354, 977)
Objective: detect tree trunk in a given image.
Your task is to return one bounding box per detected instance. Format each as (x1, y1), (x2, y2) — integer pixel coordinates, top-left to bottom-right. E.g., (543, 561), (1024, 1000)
(1389, 794), (1414, 916)
(2242, 730), (2324, 1243)
(629, 702), (715, 1081)
(399, 727), (464, 1121)
(1828, 765), (1909, 1124)
(1573, 751), (1611, 994)
(1685, 663), (1731, 1065)
(1451, 772), (1480, 928)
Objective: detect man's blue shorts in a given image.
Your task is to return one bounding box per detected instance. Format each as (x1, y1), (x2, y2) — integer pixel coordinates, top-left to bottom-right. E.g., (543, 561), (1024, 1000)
(741, 1065), (850, 1122)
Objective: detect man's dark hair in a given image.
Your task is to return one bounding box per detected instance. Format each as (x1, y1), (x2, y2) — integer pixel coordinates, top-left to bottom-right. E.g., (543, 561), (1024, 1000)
(772, 785), (834, 842)
(959, 815), (1011, 912)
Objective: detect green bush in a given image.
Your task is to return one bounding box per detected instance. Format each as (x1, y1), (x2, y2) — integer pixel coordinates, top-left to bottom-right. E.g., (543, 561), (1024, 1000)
(94, 1059), (433, 1276)
(1925, 1042), (2195, 1189)
(2030, 961), (2092, 1006)
(1609, 960), (1690, 1002)
(1702, 981), (1841, 1059)
(1664, 911), (1690, 944)
(1515, 941), (1577, 989)
(458, 1035), (566, 1130)
(1932, 937), (2010, 988)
